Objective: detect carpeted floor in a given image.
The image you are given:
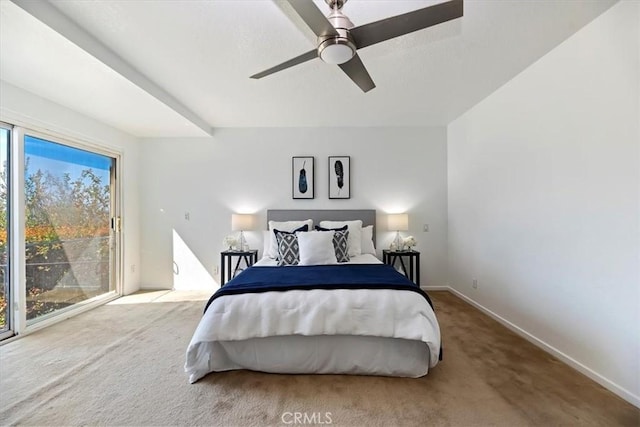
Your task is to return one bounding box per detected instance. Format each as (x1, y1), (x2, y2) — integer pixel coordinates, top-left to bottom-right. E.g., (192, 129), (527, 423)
(0, 290), (638, 426)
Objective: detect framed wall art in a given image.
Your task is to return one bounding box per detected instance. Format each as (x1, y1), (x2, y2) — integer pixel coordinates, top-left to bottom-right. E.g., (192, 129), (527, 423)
(292, 156), (314, 199)
(329, 156), (350, 199)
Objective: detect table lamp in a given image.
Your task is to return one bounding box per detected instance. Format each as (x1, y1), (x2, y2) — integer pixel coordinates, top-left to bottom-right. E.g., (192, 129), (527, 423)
(387, 213), (408, 251)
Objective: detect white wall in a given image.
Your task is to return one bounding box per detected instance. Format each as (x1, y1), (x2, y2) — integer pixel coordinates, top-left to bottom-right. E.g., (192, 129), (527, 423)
(0, 81), (141, 295)
(138, 127), (447, 290)
(447, 1), (639, 406)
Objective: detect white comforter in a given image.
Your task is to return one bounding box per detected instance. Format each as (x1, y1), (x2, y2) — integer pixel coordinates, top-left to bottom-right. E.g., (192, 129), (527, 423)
(185, 255), (441, 383)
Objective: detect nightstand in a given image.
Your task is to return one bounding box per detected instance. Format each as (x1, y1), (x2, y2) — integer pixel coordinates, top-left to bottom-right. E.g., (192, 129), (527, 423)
(220, 249), (258, 286)
(382, 249), (420, 286)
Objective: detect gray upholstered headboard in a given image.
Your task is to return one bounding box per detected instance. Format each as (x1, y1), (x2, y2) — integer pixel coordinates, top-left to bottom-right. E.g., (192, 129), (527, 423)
(267, 209), (376, 243)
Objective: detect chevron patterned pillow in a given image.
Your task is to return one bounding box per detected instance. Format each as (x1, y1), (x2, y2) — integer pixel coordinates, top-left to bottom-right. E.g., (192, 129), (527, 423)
(315, 225), (350, 263)
(275, 230), (300, 266)
(332, 229), (350, 263)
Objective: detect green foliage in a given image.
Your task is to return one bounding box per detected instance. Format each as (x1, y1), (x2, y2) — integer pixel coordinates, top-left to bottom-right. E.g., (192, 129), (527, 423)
(0, 159), (7, 250)
(0, 290), (5, 328)
(0, 160), (6, 328)
(24, 159), (110, 237)
(0, 157), (111, 326)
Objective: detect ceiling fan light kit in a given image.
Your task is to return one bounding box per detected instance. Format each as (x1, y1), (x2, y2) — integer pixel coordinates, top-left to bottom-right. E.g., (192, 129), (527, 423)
(318, 5), (356, 65)
(318, 32), (355, 65)
(251, 0), (464, 92)
(318, 39), (354, 64)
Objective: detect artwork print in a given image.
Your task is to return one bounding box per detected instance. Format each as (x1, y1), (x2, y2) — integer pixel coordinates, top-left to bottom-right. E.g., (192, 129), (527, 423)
(292, 156), (314, 199)
(329, 156), (350, 199)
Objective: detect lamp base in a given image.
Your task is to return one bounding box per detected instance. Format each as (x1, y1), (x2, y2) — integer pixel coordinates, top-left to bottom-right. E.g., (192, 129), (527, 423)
(394, 232), (404, 251)
(238, 231), (248, 251)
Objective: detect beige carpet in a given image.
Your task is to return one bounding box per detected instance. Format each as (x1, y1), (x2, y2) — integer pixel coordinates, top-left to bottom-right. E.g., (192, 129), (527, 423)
(0, 290), (638, 426)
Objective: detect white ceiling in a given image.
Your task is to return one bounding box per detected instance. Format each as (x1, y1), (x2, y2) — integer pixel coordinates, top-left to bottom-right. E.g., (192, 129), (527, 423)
(0, 0), (617, 137)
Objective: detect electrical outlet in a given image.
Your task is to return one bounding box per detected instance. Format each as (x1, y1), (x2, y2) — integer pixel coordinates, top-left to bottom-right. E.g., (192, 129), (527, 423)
(213, 265), (219, 275)
(130, 264), (136, 273)
(423, 224), (429, 232)
(472, 278), (478, 289)
(185, 212), (190, 220)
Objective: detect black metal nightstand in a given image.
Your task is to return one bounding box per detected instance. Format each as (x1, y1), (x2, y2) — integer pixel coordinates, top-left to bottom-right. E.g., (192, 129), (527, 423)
(382, 249), (420, 286)
(220, 249), (258, 285)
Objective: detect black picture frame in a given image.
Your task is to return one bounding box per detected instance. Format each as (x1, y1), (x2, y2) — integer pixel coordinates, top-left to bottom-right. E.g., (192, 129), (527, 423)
(292, 156), (314, 199)
(329, 156), (350, 199)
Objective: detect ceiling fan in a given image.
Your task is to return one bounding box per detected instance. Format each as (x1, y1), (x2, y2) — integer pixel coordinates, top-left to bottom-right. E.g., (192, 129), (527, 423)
(250, 0), (463, 93)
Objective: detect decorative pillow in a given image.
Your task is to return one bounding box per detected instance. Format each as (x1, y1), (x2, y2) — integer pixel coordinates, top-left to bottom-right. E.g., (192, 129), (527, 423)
(262, 230), (271, 258)
(267, 219), (313, 258)
(297, 231), (337, 266)
(361, 225), (376, 255)
(315, 225), (350, 263)
(275, 229), (301, 266)
(319, 220), (363, 257)
(332, 229), (350, 262)
(271, 224), (309, 261)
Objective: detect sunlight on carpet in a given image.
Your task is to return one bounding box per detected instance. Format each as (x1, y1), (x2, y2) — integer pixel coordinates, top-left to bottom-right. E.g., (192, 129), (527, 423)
(108, 289), (212, 305)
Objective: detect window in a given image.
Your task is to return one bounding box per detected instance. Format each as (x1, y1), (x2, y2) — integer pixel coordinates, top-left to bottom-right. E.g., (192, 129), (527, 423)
(0, 124), (11, 339)
(0, 124), (121, 339)
(24, 134), (117, 323)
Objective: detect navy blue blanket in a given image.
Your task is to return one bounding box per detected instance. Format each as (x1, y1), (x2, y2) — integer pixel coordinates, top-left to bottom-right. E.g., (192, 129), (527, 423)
(205, 263), (433, 312)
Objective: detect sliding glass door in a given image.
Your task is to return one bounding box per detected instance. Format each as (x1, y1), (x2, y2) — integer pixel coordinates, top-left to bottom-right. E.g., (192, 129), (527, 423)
(23, 134), (116, 324)
(0, 124), (10, 338)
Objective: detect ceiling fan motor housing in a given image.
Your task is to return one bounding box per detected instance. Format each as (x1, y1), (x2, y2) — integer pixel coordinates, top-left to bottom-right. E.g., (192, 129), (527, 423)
(317, 8), (355, 64)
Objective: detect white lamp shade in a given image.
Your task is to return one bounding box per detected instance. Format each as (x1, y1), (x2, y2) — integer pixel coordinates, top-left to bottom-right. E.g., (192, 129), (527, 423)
(387, 213), (409, 231)
(231, 214), (255, 231)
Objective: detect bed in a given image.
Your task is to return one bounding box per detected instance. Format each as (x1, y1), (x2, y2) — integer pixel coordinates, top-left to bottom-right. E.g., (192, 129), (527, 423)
(185, 209), (441, 383)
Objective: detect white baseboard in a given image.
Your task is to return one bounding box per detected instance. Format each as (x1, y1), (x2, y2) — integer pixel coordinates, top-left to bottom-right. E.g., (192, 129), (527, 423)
(446, 287), (640, 409)
(421, 285), (449, 291)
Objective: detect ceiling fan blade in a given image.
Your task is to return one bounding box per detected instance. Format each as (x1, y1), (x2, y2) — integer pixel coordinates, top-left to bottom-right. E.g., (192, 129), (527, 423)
(338, 54), (376, 93)
(350, 0), (463, 50)
(250, 49), (318, 79)
(286, 0), (339, 38)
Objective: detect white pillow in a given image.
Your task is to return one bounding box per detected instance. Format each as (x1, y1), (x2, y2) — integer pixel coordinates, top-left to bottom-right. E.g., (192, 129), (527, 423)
(267, 219), (313, 259)
(361, 225), (376, 255)
(297, 231), (337, 266)
(319, 220), (362, 257)
(262, 230), (271, 258)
